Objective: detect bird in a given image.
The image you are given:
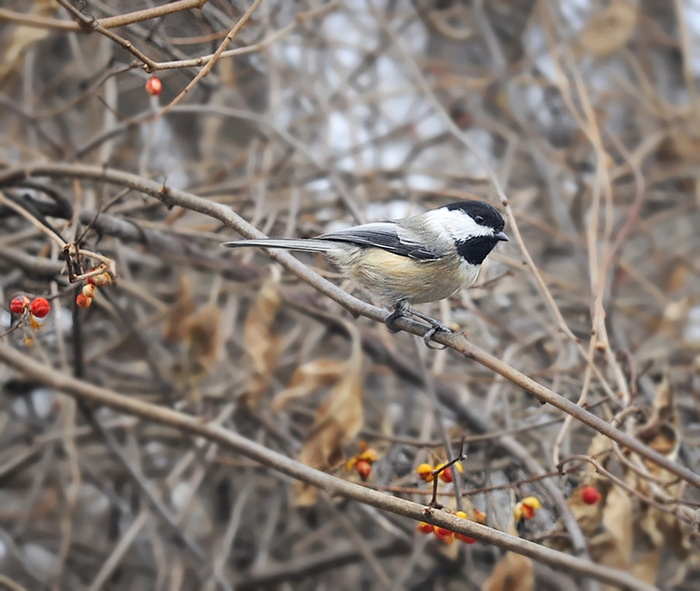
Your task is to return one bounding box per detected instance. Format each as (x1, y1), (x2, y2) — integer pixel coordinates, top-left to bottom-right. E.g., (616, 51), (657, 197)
(222, 200), (508, 346)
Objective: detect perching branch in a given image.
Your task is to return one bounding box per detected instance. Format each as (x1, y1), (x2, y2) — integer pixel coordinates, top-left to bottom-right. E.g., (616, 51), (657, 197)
(0, 161), (698, 491)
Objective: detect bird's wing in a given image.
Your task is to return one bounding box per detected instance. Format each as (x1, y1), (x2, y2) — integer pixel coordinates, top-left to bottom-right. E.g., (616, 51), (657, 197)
(318, 222), (445, 260)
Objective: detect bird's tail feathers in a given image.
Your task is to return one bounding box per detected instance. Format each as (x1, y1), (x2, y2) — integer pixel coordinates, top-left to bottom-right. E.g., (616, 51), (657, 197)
(221, 238), (334, 253)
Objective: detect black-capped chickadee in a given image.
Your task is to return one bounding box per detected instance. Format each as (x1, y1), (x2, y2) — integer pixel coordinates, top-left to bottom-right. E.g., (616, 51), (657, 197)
(222, 200), (508, 345)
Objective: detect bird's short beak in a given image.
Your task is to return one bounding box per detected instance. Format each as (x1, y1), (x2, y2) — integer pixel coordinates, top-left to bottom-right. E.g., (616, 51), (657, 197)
(495, 231), (509, 242)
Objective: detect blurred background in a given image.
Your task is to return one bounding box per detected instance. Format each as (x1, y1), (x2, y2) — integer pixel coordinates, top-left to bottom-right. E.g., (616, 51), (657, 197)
(1, 1), (699, 589)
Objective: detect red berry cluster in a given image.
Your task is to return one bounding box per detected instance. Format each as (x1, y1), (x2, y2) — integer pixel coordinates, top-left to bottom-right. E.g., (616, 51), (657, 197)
(10, 295), (51, 319)
(416, 461), (463, 484)
(8, 295), (52, 345)
(417, 509), (486, 545)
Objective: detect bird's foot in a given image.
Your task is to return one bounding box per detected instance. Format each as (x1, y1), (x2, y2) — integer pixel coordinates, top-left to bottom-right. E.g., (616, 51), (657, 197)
(384, 301), (451, 348)
(421, 320), (451, 349)
(384, 300), (410, 333)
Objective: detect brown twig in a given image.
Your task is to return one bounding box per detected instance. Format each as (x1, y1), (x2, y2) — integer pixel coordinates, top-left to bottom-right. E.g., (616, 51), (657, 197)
(0, 162), (697, 491)
(0, 342), (660, 591)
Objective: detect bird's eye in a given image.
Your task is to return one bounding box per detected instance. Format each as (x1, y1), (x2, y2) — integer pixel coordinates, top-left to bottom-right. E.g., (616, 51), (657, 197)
(475, 215), (484, 224)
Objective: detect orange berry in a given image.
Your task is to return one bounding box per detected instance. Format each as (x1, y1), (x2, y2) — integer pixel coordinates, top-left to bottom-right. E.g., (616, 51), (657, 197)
(581, 486), (602, 505)
(416, 463), (434, 482)
(514, 496), (542, 521)
(10, 295), (30, 315)
(358, 448), (378, 463)
(145, 76), (163, 96)
(433, 527), (455, 544)
(30, 297), (50, 318)
(472, 509), (487, 524)
(455, 510), (477, 543)
(355, 459), (372, 481)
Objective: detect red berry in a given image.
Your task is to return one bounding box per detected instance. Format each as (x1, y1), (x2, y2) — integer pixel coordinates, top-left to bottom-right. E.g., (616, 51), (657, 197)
(457, 534), (477, 544)
(145, 76), (163, 96)
(439, 467), (454, 483)
(581, 486), (602, 505)
(433, 527), (455, 544)
(417, 522), (434, 534)
(355, 459), (372, 481)
(10, 295), (30, 315)
(76, 293), (93, 309)
(30, 297), (51, 318)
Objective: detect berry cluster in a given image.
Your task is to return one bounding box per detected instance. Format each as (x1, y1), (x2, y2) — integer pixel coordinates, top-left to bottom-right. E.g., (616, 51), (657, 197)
(76, 268), (113, 309)
(416, 461), (464, 484)
(417, 509), (487, 545)
(8, 295), (52, 346)
(10, 295), (51, 319)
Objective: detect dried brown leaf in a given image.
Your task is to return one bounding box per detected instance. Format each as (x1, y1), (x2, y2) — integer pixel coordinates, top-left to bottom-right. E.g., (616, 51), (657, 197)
(185, 303), (221, 376)
(272, 359), (347, 411)
(242, 268), (282, 407)
(579, 0), (637, 58)
(589, 484), (633, 579)
(630, 551), (661, 585)
(164, 276), (195, 343)
(633, 373), (689, 558)
(0, 1), (57, 79)
(294, 324), (364, 506)
(482, 552), (534, 591)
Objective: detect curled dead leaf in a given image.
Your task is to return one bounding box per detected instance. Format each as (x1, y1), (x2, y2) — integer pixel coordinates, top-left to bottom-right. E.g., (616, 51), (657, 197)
(293, 323), (364, 506)
(272, 359), (347, 411)
(482, 551), (534, 591)
(588, 484), (633, 579)
(0, 1), (58, 79)
(578, 0), (638, 58)
(242, 267), (282, 407)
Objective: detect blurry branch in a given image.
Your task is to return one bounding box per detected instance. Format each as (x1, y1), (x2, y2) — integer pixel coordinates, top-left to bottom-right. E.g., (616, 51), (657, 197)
(72, 104), (362, 221)
(0, 342), (659, 591)
(558, 455), (695, 525)
(55, 0), (159, 71)
(160, 0), (265, 111)
(0, 0), (208, 32)
(0, 163), (698, 491)
(147, 1), (340, 71)
(0, 1), (340, 73)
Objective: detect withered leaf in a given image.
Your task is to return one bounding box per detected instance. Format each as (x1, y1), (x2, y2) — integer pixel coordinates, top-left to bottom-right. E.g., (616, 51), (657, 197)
(293, 324), (364, 506)
(242, 267), (282, 407)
